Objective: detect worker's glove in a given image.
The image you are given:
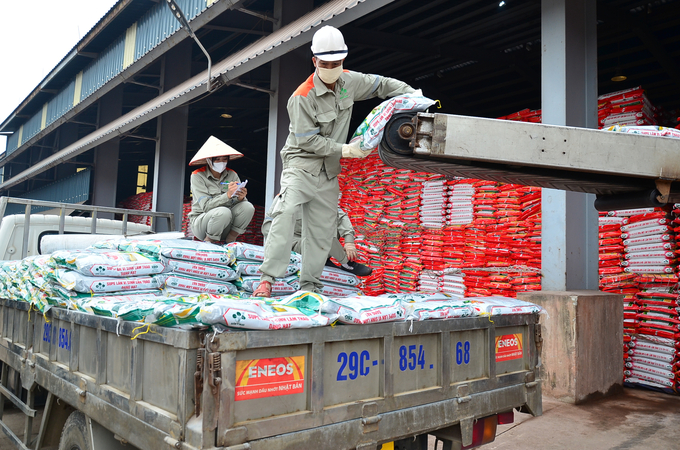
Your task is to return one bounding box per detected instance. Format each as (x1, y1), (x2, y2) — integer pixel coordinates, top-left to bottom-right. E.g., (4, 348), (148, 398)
(412, 88), (423, 96)
(344, 242), (358, 261)
(341, 140), (371, 159)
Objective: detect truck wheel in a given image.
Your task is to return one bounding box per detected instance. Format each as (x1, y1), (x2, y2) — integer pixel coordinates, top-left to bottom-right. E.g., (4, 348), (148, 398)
(58, 411), (92, 450)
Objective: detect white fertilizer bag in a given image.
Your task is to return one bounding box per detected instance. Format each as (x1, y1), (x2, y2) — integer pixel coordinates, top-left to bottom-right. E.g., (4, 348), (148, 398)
(51, 249), (165, 277)
(321, 296), (406, 325)
(467, 296), (542, 316)
(319, 265), (360, 287)
(350, 93), (437, 152)
(166, 259), (239, 281)
(197, 299), (329, 330)
(50, 269), (162, 294)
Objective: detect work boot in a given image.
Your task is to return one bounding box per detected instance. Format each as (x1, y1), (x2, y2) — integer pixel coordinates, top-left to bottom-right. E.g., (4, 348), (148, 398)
(253, 280), (272, 298)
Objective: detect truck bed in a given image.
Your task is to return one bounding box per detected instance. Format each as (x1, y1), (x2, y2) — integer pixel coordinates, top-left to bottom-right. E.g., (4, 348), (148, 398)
(0, 299), (541, 450)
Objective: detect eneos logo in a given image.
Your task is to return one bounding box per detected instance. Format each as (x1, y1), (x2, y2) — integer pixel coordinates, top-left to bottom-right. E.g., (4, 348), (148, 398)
(495, 333), (523, 362)
(234, 356), (305, 401)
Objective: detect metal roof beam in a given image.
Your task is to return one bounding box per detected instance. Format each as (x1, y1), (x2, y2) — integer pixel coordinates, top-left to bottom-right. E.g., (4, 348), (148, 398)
(0, 0), (398, 193)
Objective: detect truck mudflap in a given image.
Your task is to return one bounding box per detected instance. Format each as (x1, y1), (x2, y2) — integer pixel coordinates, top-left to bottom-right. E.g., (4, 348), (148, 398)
(229, 383), (540, 450)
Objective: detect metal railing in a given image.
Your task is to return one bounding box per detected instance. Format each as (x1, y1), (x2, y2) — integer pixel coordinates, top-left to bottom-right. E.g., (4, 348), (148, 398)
(0, 196), (175, 259)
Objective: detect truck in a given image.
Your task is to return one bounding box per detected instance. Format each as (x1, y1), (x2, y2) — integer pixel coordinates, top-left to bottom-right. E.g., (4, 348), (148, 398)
(0, 197), (544, 450)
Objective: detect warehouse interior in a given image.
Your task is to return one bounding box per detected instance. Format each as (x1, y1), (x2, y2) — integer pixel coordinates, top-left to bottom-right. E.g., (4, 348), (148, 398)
(0, 0), (678, 209)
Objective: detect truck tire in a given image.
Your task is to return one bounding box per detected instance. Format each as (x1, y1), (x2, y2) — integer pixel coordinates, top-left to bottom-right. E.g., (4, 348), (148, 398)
(58, 411), (92, 450)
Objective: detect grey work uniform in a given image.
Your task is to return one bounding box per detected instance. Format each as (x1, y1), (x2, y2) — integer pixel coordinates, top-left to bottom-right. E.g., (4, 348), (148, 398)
(259, 70), (413, 292)
(188, 166), (255, 241)
(262, 196), (355, 264)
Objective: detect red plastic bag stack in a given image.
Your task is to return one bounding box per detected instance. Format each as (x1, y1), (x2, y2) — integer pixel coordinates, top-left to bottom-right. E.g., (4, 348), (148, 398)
(497, 108), (542, 123)
(118, 192), (154, 225)
(624, 292), (679, 393)
(619, 208), (675, 276)
(598, 86), (659, 129)
(598, 214), (631, 293)
(181, 203), (193, 239)
(238, 204), (265, 246)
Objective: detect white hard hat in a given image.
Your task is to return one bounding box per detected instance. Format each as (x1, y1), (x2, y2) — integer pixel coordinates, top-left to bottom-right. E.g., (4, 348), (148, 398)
(310, 26), (348, 61)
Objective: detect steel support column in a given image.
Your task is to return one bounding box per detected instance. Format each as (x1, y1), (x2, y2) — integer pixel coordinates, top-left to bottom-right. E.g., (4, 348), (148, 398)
(265, 0), (314, 212)
(56, 123), (79, 180)
(152, 40), (191, 232)
(92, 85), (123, 216)
(541, 0), (598, 290)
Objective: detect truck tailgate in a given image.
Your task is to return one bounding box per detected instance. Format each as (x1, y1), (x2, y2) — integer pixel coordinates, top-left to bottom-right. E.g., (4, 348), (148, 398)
(205, 313), (542, 449)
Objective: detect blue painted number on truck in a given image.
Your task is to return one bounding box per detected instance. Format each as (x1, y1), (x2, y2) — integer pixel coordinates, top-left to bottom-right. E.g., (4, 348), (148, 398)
(42, 323), (71, 351)
(336, 350), (371, 381)
(456, 341), (470, 365)
(398, 345), (426, 371)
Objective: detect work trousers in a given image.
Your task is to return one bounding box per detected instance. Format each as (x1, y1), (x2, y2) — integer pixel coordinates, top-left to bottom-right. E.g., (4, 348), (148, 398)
(259, 167), (339, 292)
(190, 201), (255, 241)
(261, 224), (348, 264)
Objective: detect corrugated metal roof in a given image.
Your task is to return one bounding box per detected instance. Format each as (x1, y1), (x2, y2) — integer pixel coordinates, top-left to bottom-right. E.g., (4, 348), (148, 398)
(0, 0), (395, 192)
(0, 0), (221, 159)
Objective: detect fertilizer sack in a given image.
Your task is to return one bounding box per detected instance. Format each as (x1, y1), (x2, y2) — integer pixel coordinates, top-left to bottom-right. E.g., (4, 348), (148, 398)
(321, 296), (406, 325)
(49, 269), (162, 294)
(467, 296), (543, 316)
(160, 274), (238, 295)
(350, 93), (437, 152)
(109, 239), (236, 265)
(166, 259), (238, 282)
(196, 298), (329, 330)
(51, 249), (165, 277)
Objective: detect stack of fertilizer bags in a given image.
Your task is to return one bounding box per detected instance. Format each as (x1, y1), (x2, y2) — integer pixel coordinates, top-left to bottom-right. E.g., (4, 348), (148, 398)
(0, 255), (57, 313)
(227, 242), (300, 297)
(91, 238), (242, 297)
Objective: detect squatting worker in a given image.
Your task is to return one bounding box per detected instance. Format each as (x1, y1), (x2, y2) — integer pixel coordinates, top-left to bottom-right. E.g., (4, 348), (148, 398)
(188, 136), (255, 244)
(254, 25), (417, 297)
(262, 195), (373, 277)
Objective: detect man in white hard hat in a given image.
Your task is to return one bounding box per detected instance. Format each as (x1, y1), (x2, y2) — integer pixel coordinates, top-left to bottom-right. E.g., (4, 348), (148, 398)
(188, 136), (255, 243)
(254, 25), (416, 297)
(261, 196), (372, 277)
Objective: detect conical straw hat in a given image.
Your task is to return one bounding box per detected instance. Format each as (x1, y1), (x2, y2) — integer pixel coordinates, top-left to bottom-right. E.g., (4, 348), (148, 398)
(189, 136), (244, 166)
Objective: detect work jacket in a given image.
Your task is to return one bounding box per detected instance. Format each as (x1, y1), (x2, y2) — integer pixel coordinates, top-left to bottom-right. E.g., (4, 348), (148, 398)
(188, 166), (242, 221)
(282, 70), (414, 179)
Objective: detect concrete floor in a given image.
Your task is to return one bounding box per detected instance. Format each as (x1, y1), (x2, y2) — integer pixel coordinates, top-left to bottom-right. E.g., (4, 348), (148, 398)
(482, 388), (680, 450)
(0, 388), (678, 449)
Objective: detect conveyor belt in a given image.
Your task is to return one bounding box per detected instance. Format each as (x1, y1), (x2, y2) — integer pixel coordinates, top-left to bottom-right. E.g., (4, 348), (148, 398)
(378, 113), (680, 208)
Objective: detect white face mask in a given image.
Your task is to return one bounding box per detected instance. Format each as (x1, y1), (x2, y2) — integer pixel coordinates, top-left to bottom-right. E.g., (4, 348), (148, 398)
(317, 65), (343, 84)
(208, 159), (228, 173)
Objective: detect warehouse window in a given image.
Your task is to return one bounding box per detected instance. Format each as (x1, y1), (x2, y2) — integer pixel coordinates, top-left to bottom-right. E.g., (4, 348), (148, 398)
(136, 165), (148, 194)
